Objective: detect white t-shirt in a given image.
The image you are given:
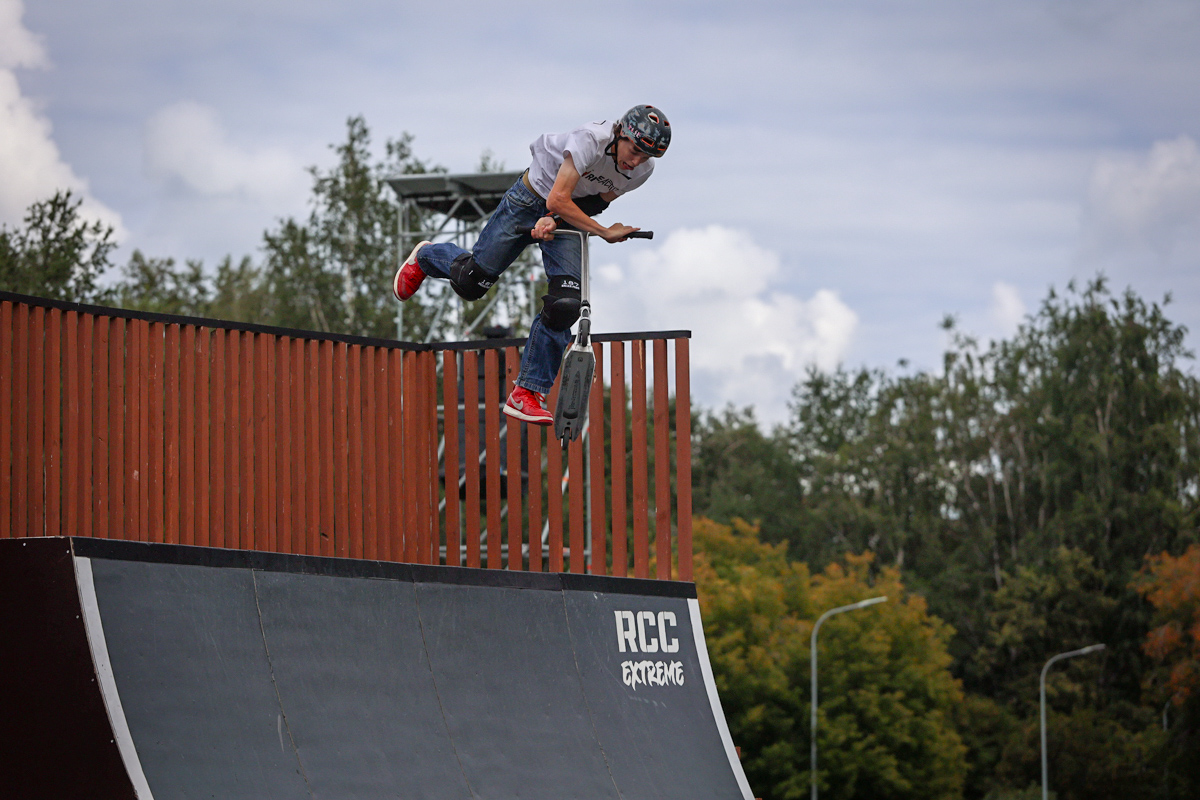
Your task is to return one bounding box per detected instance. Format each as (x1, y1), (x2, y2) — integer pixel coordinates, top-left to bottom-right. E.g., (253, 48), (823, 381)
(528, 120), (654, 201)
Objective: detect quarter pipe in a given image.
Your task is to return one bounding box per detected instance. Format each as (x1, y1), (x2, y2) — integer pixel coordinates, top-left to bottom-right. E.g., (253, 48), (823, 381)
(0, 537), (753, 800)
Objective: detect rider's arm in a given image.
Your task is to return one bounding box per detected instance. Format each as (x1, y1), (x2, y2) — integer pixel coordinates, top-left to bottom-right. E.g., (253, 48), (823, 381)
(542, 155), (639, 243)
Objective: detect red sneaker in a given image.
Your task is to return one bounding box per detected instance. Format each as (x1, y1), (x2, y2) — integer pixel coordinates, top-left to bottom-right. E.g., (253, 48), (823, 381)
(504, 386), (553, 425)
(393, 240), (432, 300)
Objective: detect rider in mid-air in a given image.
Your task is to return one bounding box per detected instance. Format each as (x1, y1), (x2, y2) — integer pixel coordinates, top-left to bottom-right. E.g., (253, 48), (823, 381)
(393, 104), (671, 425)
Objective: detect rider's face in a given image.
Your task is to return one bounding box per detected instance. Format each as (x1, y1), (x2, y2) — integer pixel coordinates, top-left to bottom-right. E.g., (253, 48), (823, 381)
(615, 137), (653, 171)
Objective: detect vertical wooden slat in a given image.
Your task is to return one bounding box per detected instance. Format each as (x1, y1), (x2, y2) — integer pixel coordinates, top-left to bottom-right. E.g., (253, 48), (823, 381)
(136, 319), (151, 542)
(369, 348), (388, 561)
(402, 351), (418, 563)
(427, 352), (440, 565)
(105, 318), (123, 541)
(319, 340), (335, 557)
(424, 352), (439, 566)
(546, 380), (564, 572)
(386, 348), (403, 561)
(419, 352), (435, 564)
(347, 346), (364, 559)
(360, 347), (378, 560)
(483, 349), (502, 569)
(237, 329), (254, 549)
(163, 324), (179, 544)
(654, 339), (672, 579)
(462, 351), (481, 569)
(255, 333), (272, 552)
(210, 330), (227, 549)
(675, 338), (693, 582)
(148, 322), (165, 543)
(631, 339), (649, 579)
(589, 343), (606, 575)
(417, 350), (435, 564)
(30, 307), (45, 537)
(505, 347), (522, 571)
(180, 326), (195, 545)
(0, 302), (13, 538)
(333, 342), (350, 559)
(62, 311), (79, 538)
(309, 340), (324, 556)
(277, 337), (294, 554)
(89, 312), (108, 539)
(568, 432), (585, 575)
(80, 313), (95, 538)
(610, 341), (627, 577)
(269, 336), (281, 553)
(195, 328), (211, 548)
(44, 310), (62, 537)
(199, 328), (216, 546)
(527, 419), (542, 573)
(122, 320), (139, 542)
(288, 339), (306, 555)
(442, 350), (461, 567)
(223, 329), (238, 548)
(13, 304), (29, 536)
(243, 332), (258, 548)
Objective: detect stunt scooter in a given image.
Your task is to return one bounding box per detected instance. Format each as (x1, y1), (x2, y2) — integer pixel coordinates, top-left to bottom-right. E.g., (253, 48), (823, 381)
(542, 227), (653, 448)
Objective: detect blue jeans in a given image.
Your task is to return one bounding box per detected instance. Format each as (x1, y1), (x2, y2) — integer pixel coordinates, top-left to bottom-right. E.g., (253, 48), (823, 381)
(415, 177), (583, 394)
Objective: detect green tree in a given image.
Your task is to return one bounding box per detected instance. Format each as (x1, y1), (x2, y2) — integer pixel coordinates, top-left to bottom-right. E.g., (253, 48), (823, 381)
(258, 116), (536, 341)
(694, 518), (967, 800)
(261, 116), (434, 337)
(115, 252), (270, 323)
(691, 278), (1200, 797)
(970, 547), (1116, 709)
(0, 190), (116, 302)
(691, 405), (804, 547)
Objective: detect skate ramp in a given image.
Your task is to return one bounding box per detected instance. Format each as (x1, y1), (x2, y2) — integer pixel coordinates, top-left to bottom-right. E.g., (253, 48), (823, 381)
(0, 537), (753, 800)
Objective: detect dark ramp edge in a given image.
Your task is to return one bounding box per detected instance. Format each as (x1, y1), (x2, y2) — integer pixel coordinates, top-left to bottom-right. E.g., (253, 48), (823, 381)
(69, 536), (695, 598)
(566, 592), (746, 800)
(0, 539), (136, 800)
(417, 581), (622, 800)
(88, 558), (310, 800)
(254, 570), (473, 800)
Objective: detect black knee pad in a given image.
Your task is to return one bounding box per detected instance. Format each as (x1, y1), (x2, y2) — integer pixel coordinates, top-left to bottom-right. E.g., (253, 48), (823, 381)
(449, 254), (496, 301)
(540, 275), (582, 332)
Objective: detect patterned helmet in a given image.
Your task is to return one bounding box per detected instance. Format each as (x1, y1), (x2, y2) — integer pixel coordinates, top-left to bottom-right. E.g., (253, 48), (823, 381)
(619, 104), (671, 157)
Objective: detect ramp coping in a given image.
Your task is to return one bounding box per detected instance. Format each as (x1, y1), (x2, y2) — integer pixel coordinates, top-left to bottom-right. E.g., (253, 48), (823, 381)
(76, 557), (156, 800)
(690, 598), (755, 800)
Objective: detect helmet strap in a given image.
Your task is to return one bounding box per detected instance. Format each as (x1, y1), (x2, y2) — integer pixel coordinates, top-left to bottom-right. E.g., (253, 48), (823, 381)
(606, 136), (633, 176)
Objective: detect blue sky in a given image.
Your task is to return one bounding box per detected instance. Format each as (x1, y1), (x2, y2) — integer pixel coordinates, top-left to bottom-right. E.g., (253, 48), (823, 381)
(3, 0), (1199, 423)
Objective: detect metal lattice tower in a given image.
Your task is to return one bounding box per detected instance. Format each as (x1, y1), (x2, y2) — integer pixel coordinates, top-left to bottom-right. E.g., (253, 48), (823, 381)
(386, 172), (524, 341)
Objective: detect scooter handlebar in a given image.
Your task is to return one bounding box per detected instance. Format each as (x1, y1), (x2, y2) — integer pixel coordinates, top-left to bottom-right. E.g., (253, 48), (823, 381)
(516, 227), (654, 240)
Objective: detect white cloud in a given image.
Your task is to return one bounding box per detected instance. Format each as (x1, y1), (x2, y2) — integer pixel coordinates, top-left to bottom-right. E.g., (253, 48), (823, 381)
(143, 101), (308, 203)
(592, 225), (857, 425)
(1083, 135), (1200, 257)
(0, 0), (123, 232)
(990, 281), (1026, 334)
(0, 0), (45, 70)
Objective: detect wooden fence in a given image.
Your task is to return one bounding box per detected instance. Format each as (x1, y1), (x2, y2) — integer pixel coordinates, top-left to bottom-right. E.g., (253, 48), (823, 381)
(0, 292), (693, 580)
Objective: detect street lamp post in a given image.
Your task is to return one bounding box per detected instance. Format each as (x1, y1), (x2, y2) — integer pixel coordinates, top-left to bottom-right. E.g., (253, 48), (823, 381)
(1040, 644), (1105, 800)
(810, 596), (888, 800)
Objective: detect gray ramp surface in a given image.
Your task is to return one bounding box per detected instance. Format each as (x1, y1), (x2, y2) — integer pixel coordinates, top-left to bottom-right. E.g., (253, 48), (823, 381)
(2, 538), (753, 800)
(417, 581), (622, 800)
(565, 591), (746, 800)
(254, 571), (473, 800)
(89, 558), (310, 799)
